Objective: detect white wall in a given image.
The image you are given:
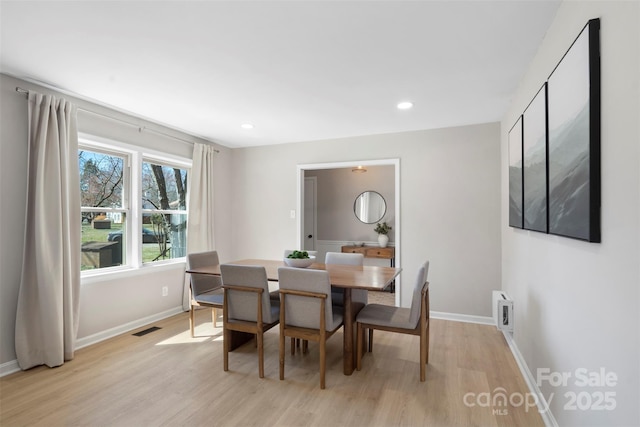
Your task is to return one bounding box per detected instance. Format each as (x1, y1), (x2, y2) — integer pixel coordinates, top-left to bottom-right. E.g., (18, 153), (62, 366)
(501, 2), (640, 425)
(1, 73), (499, 368)
(229, 123), (501, 312)
(307, 165), (395, 242)
(0, 74), (233, 367)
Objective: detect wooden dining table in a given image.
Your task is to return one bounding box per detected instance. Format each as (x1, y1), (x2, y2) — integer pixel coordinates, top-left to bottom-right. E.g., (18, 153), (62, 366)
(186, 259), (402, 375)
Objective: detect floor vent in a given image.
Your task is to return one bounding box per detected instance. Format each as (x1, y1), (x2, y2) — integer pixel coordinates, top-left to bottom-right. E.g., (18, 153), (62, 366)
(132, 326), (161, 337)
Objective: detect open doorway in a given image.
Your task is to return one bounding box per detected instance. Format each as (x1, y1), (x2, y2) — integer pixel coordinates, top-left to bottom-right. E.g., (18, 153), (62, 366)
(296, 159), (401, 306)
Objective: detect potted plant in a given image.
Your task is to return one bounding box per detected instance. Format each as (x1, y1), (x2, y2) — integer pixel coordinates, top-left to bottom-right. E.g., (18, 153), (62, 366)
(374, 222), (392, 248)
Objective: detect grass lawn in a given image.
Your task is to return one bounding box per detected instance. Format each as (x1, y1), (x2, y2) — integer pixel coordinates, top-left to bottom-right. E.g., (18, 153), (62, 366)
(81, 223), (167, 270)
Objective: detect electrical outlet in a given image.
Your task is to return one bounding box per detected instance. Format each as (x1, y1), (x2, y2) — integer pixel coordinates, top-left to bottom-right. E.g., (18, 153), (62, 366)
(162, 286), (168, 297)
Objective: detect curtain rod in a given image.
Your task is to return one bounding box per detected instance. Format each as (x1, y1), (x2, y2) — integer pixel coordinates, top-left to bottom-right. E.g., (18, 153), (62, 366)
(15, 86), (219, 153)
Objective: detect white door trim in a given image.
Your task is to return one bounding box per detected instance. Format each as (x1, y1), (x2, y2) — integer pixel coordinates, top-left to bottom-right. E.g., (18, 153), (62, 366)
(296, 158), (401, 306)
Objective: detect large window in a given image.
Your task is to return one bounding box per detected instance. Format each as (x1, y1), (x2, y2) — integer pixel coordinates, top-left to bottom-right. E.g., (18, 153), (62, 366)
(141, 160), (188, 262)
(79, 137), (189, 273)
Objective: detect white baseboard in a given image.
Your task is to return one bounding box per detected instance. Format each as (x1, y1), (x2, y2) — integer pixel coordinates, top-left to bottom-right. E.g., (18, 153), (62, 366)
(0, 359), (20, 377)
(76, 306), (184, 350)
(1, 306), (185, 378)
(430, 311), (494, 325)
(502, 332), (558, 427)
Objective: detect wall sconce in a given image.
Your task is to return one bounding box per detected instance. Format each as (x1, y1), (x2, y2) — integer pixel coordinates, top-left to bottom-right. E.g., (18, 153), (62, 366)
(352, 165), (367, 173)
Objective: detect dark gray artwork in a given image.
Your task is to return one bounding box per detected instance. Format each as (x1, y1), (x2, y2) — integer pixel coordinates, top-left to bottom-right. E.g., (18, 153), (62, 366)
(508, 117), (523, 229)
(523, 85), (547, 233)
(547, 19), (600, 242)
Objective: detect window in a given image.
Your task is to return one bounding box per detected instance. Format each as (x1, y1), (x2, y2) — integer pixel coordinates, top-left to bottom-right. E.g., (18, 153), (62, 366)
(141, 161), (188, 263)
(79, 136), (190, 273)
(79, 149), (128, 271)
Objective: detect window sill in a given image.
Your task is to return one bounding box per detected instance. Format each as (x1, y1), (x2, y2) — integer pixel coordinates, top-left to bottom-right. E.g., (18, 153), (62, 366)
(81, 259), (186, 285)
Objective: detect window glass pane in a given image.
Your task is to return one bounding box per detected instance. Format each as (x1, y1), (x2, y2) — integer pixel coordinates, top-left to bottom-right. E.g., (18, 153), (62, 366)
(141, 213), (187, 263)
(81, 213), (126, 270)
(79, 150), (125, 210)
(80, 148), (127, 271)
(142, 162), (188, 210)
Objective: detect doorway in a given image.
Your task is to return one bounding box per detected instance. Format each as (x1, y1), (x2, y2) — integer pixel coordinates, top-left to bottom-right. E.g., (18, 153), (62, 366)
(303, 176), (317, 251)
(296, 159), (401, 306)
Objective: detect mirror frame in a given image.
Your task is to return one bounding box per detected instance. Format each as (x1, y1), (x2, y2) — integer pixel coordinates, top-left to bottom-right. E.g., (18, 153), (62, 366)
(353, 190), (386, 224)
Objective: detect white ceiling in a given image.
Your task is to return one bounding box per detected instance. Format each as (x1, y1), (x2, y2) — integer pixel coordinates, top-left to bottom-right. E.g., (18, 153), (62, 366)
(0, 0), (560, 148)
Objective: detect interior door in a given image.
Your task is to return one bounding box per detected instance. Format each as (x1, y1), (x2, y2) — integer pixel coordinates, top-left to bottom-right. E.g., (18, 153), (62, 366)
(303, 177), (317, 251)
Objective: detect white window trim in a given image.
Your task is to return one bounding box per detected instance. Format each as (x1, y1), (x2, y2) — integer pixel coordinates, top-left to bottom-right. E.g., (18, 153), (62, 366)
(79, 133), (192, 279)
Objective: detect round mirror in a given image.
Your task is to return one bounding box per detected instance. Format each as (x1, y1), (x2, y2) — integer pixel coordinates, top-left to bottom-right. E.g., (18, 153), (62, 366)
(354, 191), (386, 224)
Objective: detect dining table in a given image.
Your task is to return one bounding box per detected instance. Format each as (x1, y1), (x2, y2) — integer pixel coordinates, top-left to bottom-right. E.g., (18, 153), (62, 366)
(186, 258), (402, 375)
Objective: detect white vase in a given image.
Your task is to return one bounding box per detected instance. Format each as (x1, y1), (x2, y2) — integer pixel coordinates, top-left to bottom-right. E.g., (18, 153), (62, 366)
(378, 234), (389, 248)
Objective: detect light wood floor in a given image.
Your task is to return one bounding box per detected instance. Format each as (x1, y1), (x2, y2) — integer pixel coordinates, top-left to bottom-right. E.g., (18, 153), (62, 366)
(0, 310), (544, 427)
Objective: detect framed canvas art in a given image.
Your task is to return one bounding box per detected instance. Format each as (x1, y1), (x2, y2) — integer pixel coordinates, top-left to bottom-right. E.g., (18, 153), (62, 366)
(508, 116), (523, 229)
(522, 84), (548, 233)
(547, 18), (600, 242)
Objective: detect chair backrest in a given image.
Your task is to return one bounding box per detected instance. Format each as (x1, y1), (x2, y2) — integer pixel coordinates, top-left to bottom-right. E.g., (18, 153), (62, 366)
(325, 252), (364, 266)
(187, 251), (221, 296)
(408, 260), (430, 327)
(284, 250), (318, 258)
(220, 264), (276, 324)
(278, 267), (335, 331)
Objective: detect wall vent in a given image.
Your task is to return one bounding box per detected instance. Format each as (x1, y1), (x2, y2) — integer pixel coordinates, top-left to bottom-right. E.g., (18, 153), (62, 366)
(492, 291), (514, 332)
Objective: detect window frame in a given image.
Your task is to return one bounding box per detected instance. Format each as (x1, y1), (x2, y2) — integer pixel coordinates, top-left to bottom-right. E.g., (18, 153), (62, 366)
(140, 157), (189, 265)
(79, 133), (191, 278)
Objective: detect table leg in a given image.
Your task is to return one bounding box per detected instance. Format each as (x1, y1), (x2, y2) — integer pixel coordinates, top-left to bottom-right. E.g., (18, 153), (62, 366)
(228, 330), (254, 351)
(343, 288), (354, 375)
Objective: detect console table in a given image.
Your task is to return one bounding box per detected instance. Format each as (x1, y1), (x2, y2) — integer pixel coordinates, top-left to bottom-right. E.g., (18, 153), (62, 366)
(341, 245), (395, 267)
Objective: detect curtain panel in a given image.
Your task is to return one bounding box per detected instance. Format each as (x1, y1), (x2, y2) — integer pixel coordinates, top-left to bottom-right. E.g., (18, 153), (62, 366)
(182, 143), (217, 310)
(15, 91), (81, 369)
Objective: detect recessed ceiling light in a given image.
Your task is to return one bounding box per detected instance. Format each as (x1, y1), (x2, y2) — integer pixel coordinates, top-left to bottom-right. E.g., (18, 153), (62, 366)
(241, 123), (254, 129)
(397, 101), (414, 110)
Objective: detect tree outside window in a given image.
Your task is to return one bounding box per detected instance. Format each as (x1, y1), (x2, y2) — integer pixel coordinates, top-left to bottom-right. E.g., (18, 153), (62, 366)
(79, 144), (189, 272)
(142, 161), (188, 262)
(79, 149), (127, 270)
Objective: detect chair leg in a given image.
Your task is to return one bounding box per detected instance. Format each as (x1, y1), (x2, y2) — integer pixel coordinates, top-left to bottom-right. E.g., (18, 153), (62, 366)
(223, 327), (229, 371)
(291, 337), (296, 355)
(190, 307), (195, 338)
(280, 328), (286, 381)
(319, 336), (326, 389)
(356, 322), (363, 371)
(302, 340), (308, 354)
(426, 320), (430, 364)
(368, 329), (373, 353)
(258, 332), (265, 378)
(420, 327), (427, 382)
(362, 327), (367, 352)
(212, 308), (217, 329)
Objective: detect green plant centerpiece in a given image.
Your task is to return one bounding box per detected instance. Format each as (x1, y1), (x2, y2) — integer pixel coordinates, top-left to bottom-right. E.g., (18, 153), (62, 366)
(284, 250), (314, 268)
(374, 222), (392, 235)
(287, 250), (310, 259)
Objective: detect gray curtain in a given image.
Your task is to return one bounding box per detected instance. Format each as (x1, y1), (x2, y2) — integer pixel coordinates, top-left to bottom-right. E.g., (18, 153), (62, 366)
(15, 91), (81, 369)
(182, 143), (217, 310)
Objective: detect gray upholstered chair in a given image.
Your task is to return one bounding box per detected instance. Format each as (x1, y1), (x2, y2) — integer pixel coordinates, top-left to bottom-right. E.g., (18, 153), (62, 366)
(187, 251), (223, 337)
(324, 251), (367, 307)
(356, 260), (430, 381)
(277, 267), (344, 389)
(282, 250), (319, 351)
(221, 264), (280, 378)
